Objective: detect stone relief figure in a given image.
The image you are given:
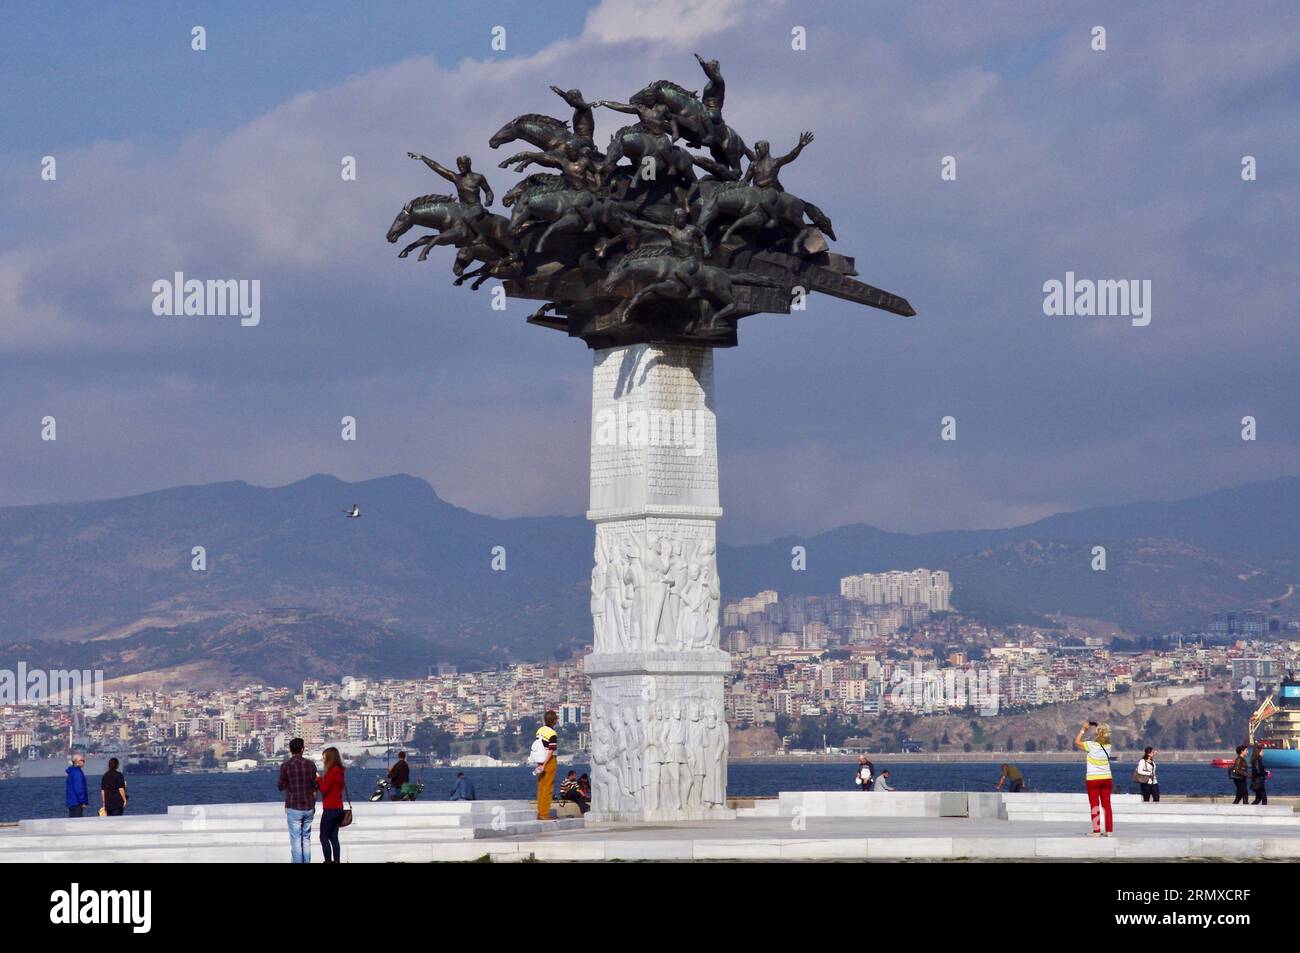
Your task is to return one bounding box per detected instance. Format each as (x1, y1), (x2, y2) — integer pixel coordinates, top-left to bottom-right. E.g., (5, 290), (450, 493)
(665, 541), (688, 645)
(607, 706), (629, 810)
(621, 536), (644, 652)
(643, 703), (661, 813)
(600, 533), (629, 652)
(654, 703), (676, 811)
(704, 704), (727, 806)
(686, 702), (705, 808)
(590, 545), (606, 652)
(646, 536), (673, 647)
(684, 538), (721, 650)
(591, 702), (615, 803)
(628, 705), (645, 805)
(666, 702), (690, 809)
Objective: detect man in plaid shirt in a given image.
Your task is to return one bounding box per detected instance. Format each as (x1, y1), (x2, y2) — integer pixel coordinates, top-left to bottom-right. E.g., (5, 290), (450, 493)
(278, 737), (318, 863)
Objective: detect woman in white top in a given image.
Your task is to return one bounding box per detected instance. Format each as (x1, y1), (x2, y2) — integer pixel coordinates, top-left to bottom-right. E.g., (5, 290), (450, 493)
(1074, 721), (1114, 836)
(1134, 746), (1159, 802)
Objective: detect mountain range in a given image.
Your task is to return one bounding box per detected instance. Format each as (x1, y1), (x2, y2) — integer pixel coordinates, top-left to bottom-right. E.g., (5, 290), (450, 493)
(1, 474), (1296, 686)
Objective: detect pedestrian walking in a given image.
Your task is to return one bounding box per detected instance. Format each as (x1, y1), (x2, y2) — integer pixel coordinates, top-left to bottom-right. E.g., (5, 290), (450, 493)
(1229, 745), (1250, 805)
(1250, 745), (1268, 806)
(1133, 747), (1159, 802)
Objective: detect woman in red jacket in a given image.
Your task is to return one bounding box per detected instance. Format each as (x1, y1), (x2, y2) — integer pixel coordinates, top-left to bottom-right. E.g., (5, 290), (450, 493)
(317, 747), (347, 863)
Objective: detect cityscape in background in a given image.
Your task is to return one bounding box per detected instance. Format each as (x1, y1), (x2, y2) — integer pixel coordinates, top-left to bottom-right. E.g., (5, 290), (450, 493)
(4, 566), (1297, 777)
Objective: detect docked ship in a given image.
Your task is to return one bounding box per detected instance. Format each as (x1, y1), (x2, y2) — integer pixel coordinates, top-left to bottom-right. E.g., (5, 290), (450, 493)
(1248, 672), (1300, 769)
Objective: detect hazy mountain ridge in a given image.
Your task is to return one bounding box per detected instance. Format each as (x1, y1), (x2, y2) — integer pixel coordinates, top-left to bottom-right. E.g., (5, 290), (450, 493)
(1, 474), (1297, 682)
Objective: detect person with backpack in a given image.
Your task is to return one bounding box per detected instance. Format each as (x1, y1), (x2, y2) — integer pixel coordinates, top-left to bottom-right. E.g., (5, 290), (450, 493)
(1074, 721), (1114, 836)
(1229, 745), (1250, 804)
(1133, 747), (1159, 802)
(1250, 745), (1268, 805)
(532, 710), (560, 820)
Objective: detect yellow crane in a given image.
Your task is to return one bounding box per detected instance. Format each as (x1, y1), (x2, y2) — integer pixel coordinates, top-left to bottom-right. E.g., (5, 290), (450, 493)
(1247, 695), (1278, 745)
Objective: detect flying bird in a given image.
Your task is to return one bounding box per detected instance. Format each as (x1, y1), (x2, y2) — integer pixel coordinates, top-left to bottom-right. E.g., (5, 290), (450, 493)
(344, 503), (361, 518)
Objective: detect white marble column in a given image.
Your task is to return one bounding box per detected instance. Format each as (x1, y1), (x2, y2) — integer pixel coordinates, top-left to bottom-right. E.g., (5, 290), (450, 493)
(584, 343), (733, 822)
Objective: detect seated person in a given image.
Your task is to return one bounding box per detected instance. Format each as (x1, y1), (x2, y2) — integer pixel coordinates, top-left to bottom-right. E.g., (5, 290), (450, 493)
(559, 770), (590, 814)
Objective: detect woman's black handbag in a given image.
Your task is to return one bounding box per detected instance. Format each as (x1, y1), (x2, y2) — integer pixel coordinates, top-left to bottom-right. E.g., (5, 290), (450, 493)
(340, 781), (354, 828)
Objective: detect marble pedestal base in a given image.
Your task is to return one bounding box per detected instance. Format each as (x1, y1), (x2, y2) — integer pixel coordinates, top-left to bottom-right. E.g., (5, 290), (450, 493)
(584, 343), (732, 822)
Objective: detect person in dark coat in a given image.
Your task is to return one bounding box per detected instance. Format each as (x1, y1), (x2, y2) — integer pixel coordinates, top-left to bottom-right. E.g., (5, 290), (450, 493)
(1250, 745), (1268, 805)
(100, 757), (128, 816)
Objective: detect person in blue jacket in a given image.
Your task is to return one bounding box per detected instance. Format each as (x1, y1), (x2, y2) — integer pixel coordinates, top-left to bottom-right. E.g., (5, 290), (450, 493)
(449, 772), (477, 800)
(65, 754), (89, 817)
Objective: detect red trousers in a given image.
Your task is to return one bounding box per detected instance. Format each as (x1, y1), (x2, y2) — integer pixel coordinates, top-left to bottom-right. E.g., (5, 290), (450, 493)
(1086, 778), (1113, 832)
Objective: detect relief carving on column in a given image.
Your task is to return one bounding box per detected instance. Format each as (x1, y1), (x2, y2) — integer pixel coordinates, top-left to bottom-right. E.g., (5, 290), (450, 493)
(590, 677), (727, 815)
(592, 520), (721, 654)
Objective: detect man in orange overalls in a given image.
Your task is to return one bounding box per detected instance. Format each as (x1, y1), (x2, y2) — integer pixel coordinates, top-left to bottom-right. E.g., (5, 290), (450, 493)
(535, 710), (560, 820)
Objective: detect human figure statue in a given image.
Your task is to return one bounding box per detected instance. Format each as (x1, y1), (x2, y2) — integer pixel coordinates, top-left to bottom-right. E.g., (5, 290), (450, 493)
(704, 705), (726, 806)
(680, 562), (707, 648)
(601, 534), (628, 652)
(741, 132), (814, 193)
(742, 132), (814, 229)
(686, 703), (705, 808)
(407, 152), (497, 244)
(595, 98), (680, 141)
(646, 536), (674, 647)
(591, 703), (615, 804)
(590, 549), (606, 652)
(643, 704), (660, 813)
(665, 541), (689, 649)
(629, 706), (645, 804)
(550, 85), (598, 142)
(695, 53), (726, 126)
(607, 706), (628, 810)
(498, 139), (603, 192)
(694, 539), (721, 649)
(656, 703), (677, 811)
(636, 206), (712, 259)
(668, 703), (690, 808)
(621, 537), (644, 651)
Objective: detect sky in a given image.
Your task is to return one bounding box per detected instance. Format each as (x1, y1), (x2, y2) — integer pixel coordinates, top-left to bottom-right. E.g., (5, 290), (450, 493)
(1, 0), (1297, 543)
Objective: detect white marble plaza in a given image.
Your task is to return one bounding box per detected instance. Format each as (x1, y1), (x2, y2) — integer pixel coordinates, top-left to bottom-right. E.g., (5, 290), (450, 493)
(1, 793), (1296, 862)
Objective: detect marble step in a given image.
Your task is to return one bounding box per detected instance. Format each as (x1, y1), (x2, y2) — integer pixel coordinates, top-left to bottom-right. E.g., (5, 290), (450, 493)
(0, 817), (583, 862)
(13, 809), (547, 836)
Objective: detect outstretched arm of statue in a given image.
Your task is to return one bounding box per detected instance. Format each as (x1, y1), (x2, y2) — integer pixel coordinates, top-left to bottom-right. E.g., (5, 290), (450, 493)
(408, 153), (456, 182)
(595, 100), (637, 114)
(775, 131), (815, 169)
(551, 85), (591, 109)
(497, 151), (555, 172)
(481, 181), (494, 207)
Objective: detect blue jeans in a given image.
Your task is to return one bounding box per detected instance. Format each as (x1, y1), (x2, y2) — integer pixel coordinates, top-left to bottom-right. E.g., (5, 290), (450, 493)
(286, 808), (314, 863)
